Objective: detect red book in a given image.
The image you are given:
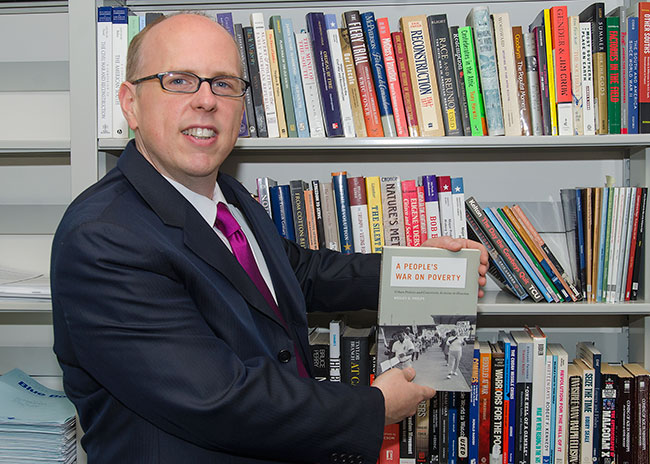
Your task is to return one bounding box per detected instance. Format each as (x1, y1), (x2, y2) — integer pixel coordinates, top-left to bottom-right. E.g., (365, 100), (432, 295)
(343, 10), (384, 137)
(416, 184), (426, 244)
(551, 6), (572, 104)
(377, 17), (409, 137)
(639, 2), (650, 133)
(401, 180), (418, 246)
(379, 423), (400, 463)
(391, 31), (420, 136)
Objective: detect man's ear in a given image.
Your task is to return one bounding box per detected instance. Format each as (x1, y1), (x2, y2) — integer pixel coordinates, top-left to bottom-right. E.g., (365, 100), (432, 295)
(119, 81), (139, 131)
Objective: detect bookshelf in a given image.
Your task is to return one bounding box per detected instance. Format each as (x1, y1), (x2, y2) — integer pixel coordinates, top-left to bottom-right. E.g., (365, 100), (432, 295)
(1, 0), (650, 460)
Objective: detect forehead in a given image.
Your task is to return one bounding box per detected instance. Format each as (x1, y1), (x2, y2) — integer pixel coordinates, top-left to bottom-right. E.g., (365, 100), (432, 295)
(140, 15), (240, 76)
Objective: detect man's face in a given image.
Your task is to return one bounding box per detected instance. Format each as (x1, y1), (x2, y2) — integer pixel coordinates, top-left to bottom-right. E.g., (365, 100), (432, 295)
(120, 15), (244, 196)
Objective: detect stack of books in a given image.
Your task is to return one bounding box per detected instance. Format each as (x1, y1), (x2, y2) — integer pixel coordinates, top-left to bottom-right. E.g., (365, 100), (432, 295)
(98, 2), (650, 139)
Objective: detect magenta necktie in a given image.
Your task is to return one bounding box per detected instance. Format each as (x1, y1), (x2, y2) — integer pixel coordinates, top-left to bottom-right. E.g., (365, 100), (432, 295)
(214, 202), (309, 378)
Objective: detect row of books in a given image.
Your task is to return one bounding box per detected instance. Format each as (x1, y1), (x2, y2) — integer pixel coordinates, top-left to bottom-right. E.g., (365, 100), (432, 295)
(560, 186), (648, 303)
(97, 2), (650, 140)
(255, 173), (468, 255)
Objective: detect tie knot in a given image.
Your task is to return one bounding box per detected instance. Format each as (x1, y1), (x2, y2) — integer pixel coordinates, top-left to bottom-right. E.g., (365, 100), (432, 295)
(215, 202), (241, 237)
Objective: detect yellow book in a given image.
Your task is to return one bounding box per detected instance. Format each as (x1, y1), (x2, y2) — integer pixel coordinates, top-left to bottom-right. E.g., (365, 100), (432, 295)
(266, 29), (288, 138)
(365, 176), (384, 253)
(543, 9), (558, 135)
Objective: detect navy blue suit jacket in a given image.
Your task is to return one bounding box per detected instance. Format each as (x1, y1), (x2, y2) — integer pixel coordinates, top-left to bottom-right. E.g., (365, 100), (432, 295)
(51, 141), (384, 463)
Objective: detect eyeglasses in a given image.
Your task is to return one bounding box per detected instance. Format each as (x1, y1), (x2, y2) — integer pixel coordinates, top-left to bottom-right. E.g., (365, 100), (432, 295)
(130, 71), (250, 98)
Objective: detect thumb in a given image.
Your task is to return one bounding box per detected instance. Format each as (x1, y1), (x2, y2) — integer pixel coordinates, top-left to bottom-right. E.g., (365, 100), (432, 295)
(401, 367), (416, 382)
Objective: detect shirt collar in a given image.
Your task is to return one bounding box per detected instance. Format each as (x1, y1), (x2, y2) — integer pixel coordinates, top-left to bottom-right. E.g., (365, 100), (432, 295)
(162, 176), (227, 227)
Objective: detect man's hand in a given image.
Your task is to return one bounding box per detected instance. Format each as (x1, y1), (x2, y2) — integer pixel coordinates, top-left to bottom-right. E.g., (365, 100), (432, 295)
(421, 236), (489, 298)
(372, 367), (436, 425)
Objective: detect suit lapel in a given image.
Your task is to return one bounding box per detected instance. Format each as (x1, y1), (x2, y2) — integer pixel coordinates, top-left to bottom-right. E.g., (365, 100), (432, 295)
(117, 142), (287, 330)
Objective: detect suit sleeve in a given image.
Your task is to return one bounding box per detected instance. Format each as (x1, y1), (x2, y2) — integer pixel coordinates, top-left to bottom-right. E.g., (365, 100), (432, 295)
(52, 221), (385, 463)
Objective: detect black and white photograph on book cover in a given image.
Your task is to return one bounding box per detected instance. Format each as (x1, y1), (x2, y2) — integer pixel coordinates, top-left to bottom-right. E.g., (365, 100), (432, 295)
(377, 316), (476, 393)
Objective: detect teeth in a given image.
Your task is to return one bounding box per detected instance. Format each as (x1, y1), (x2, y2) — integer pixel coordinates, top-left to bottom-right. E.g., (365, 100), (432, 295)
(182, 127), (215, 138)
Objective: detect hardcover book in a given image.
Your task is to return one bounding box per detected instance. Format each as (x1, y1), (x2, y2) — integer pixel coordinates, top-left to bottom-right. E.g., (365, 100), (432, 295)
(377, 246), (480, 392)
(295, 29), (326, 138)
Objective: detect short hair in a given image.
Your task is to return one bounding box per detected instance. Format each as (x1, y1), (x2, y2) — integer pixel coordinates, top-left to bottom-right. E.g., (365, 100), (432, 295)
(125, 12), (242, 82)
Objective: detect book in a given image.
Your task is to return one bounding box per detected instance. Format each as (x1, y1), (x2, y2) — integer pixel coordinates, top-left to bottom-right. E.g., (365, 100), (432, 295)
(303, 188), (319, 249)
(576, 342), (602, 463)
(422, 175), (441, 239)
(244, 26), (268, 138)
(324, 14), (356, 137)
(339, 27), (368, 137)
(255, 176), (277, 218)
(512, 26), (533, 136)
(492, 11), (522, 136)
(573, 358), (595, 464)
(450, 26), (473, 136)
(636, 2), (650, 133)
(318, 181), (340, 252)
(478, 340), (492, 464)
(332, 171), (355, 254)
(458, 26), (487, 136)
(377, 17), (409, 137)
(511, 330), (533, 464)
(606, 11), (622, 134)
(234, 23), (258, 137)
(111, 7), (129, 139)
(343, 10), (384, 137)
(380, 176), (407, 247)
(295, 29), (326, 138)
(269, 184), (295, 240)
(361, 12), (397, 137)
(579, 22), (597, 135)
(568, 16), (585, 136)
(551, 6), (575, 136)
(548, 344), (569, 464)
(289, 179), (308, 248)
(466, 6), (505, 136)
(392, 30), (421, 136)
(498, 331), (517, 464)
(328, 319), (346, 382)
(308, 327), (330, 380)
(529, 13), (552, 135)
(629, 187), (647, 300)
(523, 31), (544, 135)
(416, 399), (431, 463)
(608, 363), (633, 463)
(525, 326), (547, 464)
(310, 180), (326, 250)
(599, 362), (618, 464)
(567, 363), (583, 464)
(266, 29), (288, 138)
(437, 176), (454, 238)
(347, 176), (372, 254)
(282, 18), (311, 137)
(269, 15), (298, 137)
(628, 15), (639, 134)
(579, 2), (608, 134)
(489, 342), (506, 464)
(379, 423), (400, 463)
(401, 179), (419, 247)
(428, 14), (464, 136)
(451, 177), (467, 239)
(469, 343), (480, 464)
(365, 176), (385, 253)
(341, 326), (375, 386)
(623, 363), (650, 464)
(251, 13), (279, 138)
(97, 6), (112, 139)
(400, 15), (445, 136)
(377, 246), (480, 392)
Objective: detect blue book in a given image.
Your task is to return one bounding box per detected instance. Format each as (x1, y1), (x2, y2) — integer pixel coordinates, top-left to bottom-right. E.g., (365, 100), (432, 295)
(281, 18), (310, 138)
(448, 392), (458, 464)
(305, 12), (344, 137)
(575, 189), (587, 300)
(484, 208), (554, 302)
(596, 187), (610, 301)
(360, 12), (396, 137)
(628, 16), (639, 134)
(469, 344), (479, 464)
(331, 172), (354, 254)
(269, 185), (295, 241)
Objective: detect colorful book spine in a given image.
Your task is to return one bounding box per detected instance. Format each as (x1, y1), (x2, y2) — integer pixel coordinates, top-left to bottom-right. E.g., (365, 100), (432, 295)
(295, 30), (326, 138)
(422, 175), (441, 239)
(437, 176), (454, 237)
(269, 15), (298, 137)
(580, 22), (597, 135)
(310, 180), (327, 249)
(392, 30), (421, 136)
(459, 26), (486, 136)
(401, 179), (421, 247)
(303, 188), (319, 249)
(451, 177), (467, 239)
(380, 176), (406, 247)
(365, 176), (384, 253)
(319, 181), (340, 252)
(251, 13), (279, 138)
(269, 184), (296, 240)
(332, 171), (355, 254)
(551, 6), (575, 135)
(256, 177), (277, 218)
(347, 176), (372, 253)
(638, 2), (650, 133)
(530, 20), (551, 135)
(606, 14), (622, 134)
(450, 26), (473, 136)
(628, 15), (639, 134)
(325, 14), (356, 137)
(377, 17), (409, 137)
(469, 344), (480, 464)
(282, 18), (311, 137)
(289, 180), (308, 248)
(579, 2), (608, 134)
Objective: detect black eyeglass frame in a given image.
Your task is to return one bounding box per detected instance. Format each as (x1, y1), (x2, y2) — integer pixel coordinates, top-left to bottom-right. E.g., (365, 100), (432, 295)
(130, 71), (250, 98)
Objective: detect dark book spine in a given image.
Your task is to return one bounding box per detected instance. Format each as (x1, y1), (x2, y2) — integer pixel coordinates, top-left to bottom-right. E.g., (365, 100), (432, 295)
(309, 343), (329, 380)
(311, 180), (327, 249)
(489, 349), (505, 464)
(244, 26), (268, 137)
(533, 25), (552, 136)
(567, 373), (582, 464)
(516, 381), (532, 464)
(465, 196), (544, 302)
(401, 415), (416, 462)
(270, 15), (297, 138)
(269, 185), (295, 241)
(234, 23), (257, 138)
(450, 26), (472, 136)
(331, 172), (355, 254)
(416, 400), (431, 463)
(458, 392), (470, 463)
(639, 2), (650, 133)
(618, 375), (633, 463)
(306, 12), (344, 137)
(630, 187), (647, 300)
(592, 354), (603, 462)
(428, 14), (463, 136)
(439, 391), (449, 463)
(633, 373), (649, 464)
(341, 336), (370, 386)
(448, 393), (458, 462)
(429, 394), (440, 463)
(361, 11), (396, 137)
(289, 180), (308, 248)
(601, 372), (618, 463)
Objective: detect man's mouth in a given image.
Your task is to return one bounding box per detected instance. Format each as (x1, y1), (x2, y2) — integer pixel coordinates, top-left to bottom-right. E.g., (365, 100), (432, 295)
(182, 127), (216, 139)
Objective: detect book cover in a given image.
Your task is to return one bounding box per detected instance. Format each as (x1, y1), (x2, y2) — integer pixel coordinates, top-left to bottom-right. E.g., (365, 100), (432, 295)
(341, 326), (375, 386)
(244, 26), (269, 137)
(325, 14), (356, 137)
(466, 6), (505, 136)
(361, 12), (397, 137)
(295, 29), (326, 138)
(269, 15), (297, 137)
(551, 6), (575, 136)
(579, 2), (608, 134)
(266, 29), (288, 138)
(365, 176), (385, 254)
(339, 27), (368, 137)
(269, 184), (295, 241)
(400, 15), (445, 136)
(380, 176), (407, 247)
(343, 10), (384, 137)
(282, 18), (311, 137)
(492, 11), (522, 136)
(428, 14), (464, 136)
(512, 26), (533, 136)
(450, 26), (473, 136)
(628, 15), (639, 134)
(251, 13), (279, 138)
(332, 171), (355, 254)
(637, 2), (650, 133)
(459, 26), (487, 136)
(303, 188), (319, 250)
(377, 246), (480, 392)
(377, 17), (409, 137)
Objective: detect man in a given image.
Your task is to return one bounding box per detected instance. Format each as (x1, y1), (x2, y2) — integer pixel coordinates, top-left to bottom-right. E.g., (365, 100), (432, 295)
(51, 13), (487, 463)
(391, 332), (415, 369)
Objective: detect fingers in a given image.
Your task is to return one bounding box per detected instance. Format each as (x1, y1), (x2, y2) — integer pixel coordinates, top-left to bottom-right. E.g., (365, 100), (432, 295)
(401, 366), (416, 382)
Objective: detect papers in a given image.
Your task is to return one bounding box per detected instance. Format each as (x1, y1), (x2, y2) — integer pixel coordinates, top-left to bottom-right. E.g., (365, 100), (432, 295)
(0, 369), (76, 463)
(0, 268), (51, 300)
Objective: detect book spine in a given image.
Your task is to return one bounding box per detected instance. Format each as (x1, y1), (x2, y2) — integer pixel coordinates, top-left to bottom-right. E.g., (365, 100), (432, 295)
(416, 400), (431, 463)
(470, 347), (480, 464)
(332, 172), (355, 254)
(428, 14), (464, 136)
(401, 179), (420, 247)
(244, 26), (269, 137)
(97, 7), (113, 139)
(580, 22), (597, 135)
(380, 176), (407, 247)
(567, 372), (582, 464)
(515, 339), (533, 464)
(319, 181), (340, 252)
(361, 12), (397, 137)
(581, 367), (596, 464)
(328, 320), (344, 382)
(458, 392), (470, 464)
(270, 16), (297, 137)
(325, 14), (356, 137)
(308, 340), (329, 380)
(440, 391), (450, 463)
(437, 176), (455, 237)
(620, 8), (628, 135)
(512, 26), (532, 136)
(348, 176), (372, 253)
(459, 26), (487, 136)
(422, 175), (441, 239)
(377, 17), (409, 137)
(392, 31), (421, 136)
(523, 32), (544, 135)
(630, 187), (647, 300)
(529, 332), (547, 464)
(478, 346), (492, 464)
(430, 395), (441, 464)
(592, 3), (608, 134)
(554, 351), (568, 464)
(490, 350), (505, 464)
(251, 13), (279, 137)
(235, 23), (257, 137)
(289, 180), (308, 248)
(606, 15), (622, 134)
(624, 188), (642, 299)
(448, 394), (458, 463)
(600, 372), (617, 464)
(295, 30), (326, 138)
(401, 415), (417, 463)
(256, 177), (277, 218)
(341, 334), (370, 386)
(467, 6), (505, 136)
(552, 6), (575, 136)
(569, 16), (584, 135)
(111, 7), (128, 139)
(266, 29), (288, 138)
(532, 24), (552, 136)
(365, 176), (385, 253)
(344, 10), (384, 137)
(450, 26), (473, 136)
(269, 185), (295, 241)
(628, 16), (639, 134)
(507, 343), (518, 464)
(542, 355), (554, 464)
(380, 423), (401, 464)
(492, 12), (522, 136)
(451, 177), (467, 239)
(543, 9), (559, 135)
(401, 15), (445, 136)
(339, 27), (368, 137)
(282, 18), (311, 137)
(639, 2), (650, 133)
(309, 180), (326, 249)
(618, 373), (633, 463)
(303, 188), (319, 250)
